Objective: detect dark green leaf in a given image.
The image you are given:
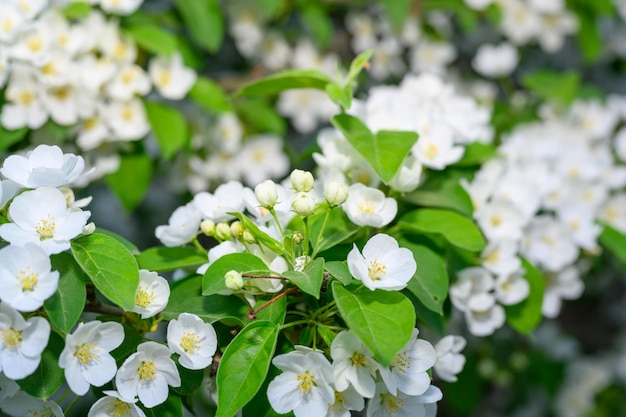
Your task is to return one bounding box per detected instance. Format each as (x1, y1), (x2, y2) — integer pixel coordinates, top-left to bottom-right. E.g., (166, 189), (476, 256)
(124, 24), (177, 56)
(44, 252), (87, 334)
(521, 70), (580, 106)
(71, 233), (140, 311)
(282, 258), (325, 298)
(175, 0), (224, 53)
(325, 261), (352, 285)
(144, 101), (189, 159)
(575, 12), (602, 63)
(403, 178), (473, 217)
(203, 253), (271, 296)
(599, 223), (626, 266)
(142, 393), (183, 417)
(400, 240), (448, 314)
(110, 324), (143, 367)
(216, 321), (279, 417)
(17, 332), (65, 398)
(235, 99), (287, 135)
(332, 282), (415, 366)
(105, 153), (153, 213)
(0, 126), (28, 151)
(381, 0), (413, 31)
(173, 363), (204, 395)
(189, 77), (232, 113)
(136, 247), (208, 272)
(236, 69), (332, 97)
(505, 260), (545, 334)
(253, 294), (287, 325)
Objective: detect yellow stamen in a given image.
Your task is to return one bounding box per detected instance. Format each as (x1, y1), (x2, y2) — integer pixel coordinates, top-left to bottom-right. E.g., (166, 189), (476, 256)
(137, 360), (157, 382)
(391, 351), (410, 373)
(17, 266), (39, 292)
(357, 201), (376, 214)
(2, 328), (22, 348)
(135, 286), (155, 308)
(104, 400), (131, 417)
(180, 332), (201, 353)
(368, 259), (387, 281)
(296, 370), (316, 394)
(75, 342), (99, 365)
(157, 70), (171, 87)
(350, 352), (366, 367)
(381, 392), (404, 414)
(36, 216), (56, 240)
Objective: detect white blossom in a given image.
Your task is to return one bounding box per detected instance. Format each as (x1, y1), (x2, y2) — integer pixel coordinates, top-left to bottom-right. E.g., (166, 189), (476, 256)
(167, 313), (217, 370)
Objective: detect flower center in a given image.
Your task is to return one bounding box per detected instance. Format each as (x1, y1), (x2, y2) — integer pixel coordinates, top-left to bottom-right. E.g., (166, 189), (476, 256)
(1, 18), (13, 34)
(158, 70), (171, 87)
(17, 90), (35, 106)
(328, 391), (345, 413)
(105, 399), (132, 417)
(17, 266), (39, 292)
(121, 105), (135, 122)
(2, 328), (22, 348)
(424, 143), (439, 159)
(296, 370), (316, 394)
(391, 351), (410, 373)
(36, 216), (56, 240)
(357, 201), (376, 214)
(350, 352), (367, 367)
(27, 35), (43, 53)
(138, 360), (157, 382)
(75, 342), (99, 365)
(135, 286), (156, 308)
(381, 392), (404, 414)
(483, 247), (500, 265)
(251, 149), (266, 163)
(180, 332), (201, 353)
(368, 259), (387, 281)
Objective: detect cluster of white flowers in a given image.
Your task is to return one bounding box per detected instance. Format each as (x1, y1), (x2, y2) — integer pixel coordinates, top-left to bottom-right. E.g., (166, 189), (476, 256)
(453, 97), (626, 335)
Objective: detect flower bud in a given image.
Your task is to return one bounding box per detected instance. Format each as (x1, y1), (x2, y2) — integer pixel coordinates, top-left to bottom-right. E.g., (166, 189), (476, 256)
(225, 270), (244, 291)
(215, 222), (232, 240)
(82, 222), (96, 235)
(242, 230), (256, 244)
(230, 221), (244, 238)
(290, 169), (314, 192)
(291, 192), (316, 217)
(292, 231), (304, 245)
(324, 181), (348, 206)
(255, 180), (278, 208)
(200, 219), (216, 236)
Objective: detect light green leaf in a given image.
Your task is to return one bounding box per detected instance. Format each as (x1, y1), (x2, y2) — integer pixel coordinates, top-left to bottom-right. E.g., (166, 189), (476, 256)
(575, 12), (601, 63)
(44, 252), (87, 334)
(105, 154), (153, 213)
(403, 177), (474, 217)
(235, 99), (287, 135)
(216, 321), (279, 417)
(189, 77), (232, 113)
(282, 258), (325, 298)
(381, 0), (413, 31)
(203, 253), (271, 296)
(400, 239), (448, 314)
(164, 275), (248, 325)
(332, 282), (415, 366)
(236, 69), (332, 97)
(94, 228), (140, 255)
(331, 114), (418, 183)
(453, 143), (498, 167)
(229, 213), (285, 255)
(599, 223), (626, 267)
(308, 206), (359, 253)
(61, 2), (91, 19)
(325, 82), (351, 110)
(399, 208), (486, 252)
(325, 261), (352, 286)
(17, 332), (65, 398)
(505, 260), (545, 334)
(144, 101), (189, 159)
(71, 233), (140, 311)
(124, 24), (177, 56)
(136, 247), (208, 272)
(521, 70), (580, 106)
(300, 4), (333, 48)
(175, 0), (224, 53)
(347, 50), (373, 83)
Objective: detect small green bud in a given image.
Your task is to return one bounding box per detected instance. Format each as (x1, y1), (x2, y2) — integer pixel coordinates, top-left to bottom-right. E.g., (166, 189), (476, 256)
(242, 230), (256, 244)
(324, 181), (348, 206)
(230, 221), (244, 238)
(215, 222), (232, 240)
(292, 231), (304, 245)
(225, 270), (244, 291)
(201, 219), (216, 236)
(290, 169), (314, 192)
(291, 192), (316, 217)
(254, 180), (278, 208)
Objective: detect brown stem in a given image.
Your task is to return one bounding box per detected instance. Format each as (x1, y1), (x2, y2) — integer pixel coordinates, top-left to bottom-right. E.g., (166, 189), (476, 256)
(242, 273), (284, 280)
(247, 287), (298, 320)
(83, 301), (124, 316)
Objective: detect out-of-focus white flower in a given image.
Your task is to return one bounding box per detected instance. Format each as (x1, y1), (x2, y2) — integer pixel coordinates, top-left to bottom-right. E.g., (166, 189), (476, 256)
(0, 302), (50, 380)
(1, 68), (48, 130)
(106, 99), (150, 141)
(214, 113), (243, 153)
(413, 126), (465, 169)
(0, 187), (91, 255)
(326, 385), (365, 417)
(149, 53), (196, 100)
(194, 180), (245, 223)
(116, 341), (181, 408)
(475, 200), (526, 242)
(410, 39), (457, 75)
(155, 201), (202, 247)
(367, 382), (442, 417)
(434, 335), (466, 382)
(378, 329), (436, 396)
(465, 293), (505, 336)
(542, 266), (584, 318)
(0, 180), (18, 211)
(599, 193), (626, 233)
(494, 272), (530, 305)
(100, 0), (144, 15)
(0, 3), (26, 43)
(472, 43), (519, 77)
(166, 313), (217, 370)
(342, 183), (397, 228)
(449, 267), (494, 311)
(347, 233), (416, 291)
(132, 270), (170, 319)
(88, 390), (147, 417)
(59, 321), (125, 395)
(0, 391), (64, 417)
(464, 0), (493, 10)
(1, 144), (92, 188)
(330, 331), (378, 398)
(267, 348), (334, 417)
(277, 89), (338, 133)
(107, 64), (150, 101)
(236, 135), (290, 186)
(481, 240), (522, 276)
(521, 216), (578, 272)
(0, 244), (59, 313)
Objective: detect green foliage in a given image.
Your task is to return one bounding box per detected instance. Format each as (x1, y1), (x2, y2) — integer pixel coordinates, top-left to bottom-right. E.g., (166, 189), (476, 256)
(253, 295), (287, 325)
(504, 260), (545, 334)
(229, 213), (286, 255)
(94, 228), (140, 255)
(175, 0), (224, 53)
(105, 153), (153, 212)
(332, 282), (416, 366)
(16, 332), (65, 398)
(599, 224), (626, 266)
(189, 77), (233, 113)
(142, 394), (183, 417)
(124, 24), (178, 56)
(144, 101), (189, 159)
(324, 261), (353, 286)
(403, 175), (474, 217)
(0, 126), (28, 152)
(71, 233), (140, 311)
(61, 2), (91, 19)
(282, 258), (325, 298)
(399, 208), (486, 252)
(307, 206), (360, 254)
(136, 247), (208, 272)
(521, 70), (581, 106)
(300, 4), (333, 48)
(454, 143), (498, 167)
(216, 321), (280, 417)
(331, 114), (418, 184)
(44, 252), (87, 334)
(235, 99), (287, 135)
(236, 69), (332, 97)
(203, 253), (271, 296)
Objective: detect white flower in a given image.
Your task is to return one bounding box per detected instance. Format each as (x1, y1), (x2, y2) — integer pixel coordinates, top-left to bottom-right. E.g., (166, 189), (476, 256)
(325, 181), (349, 207)
(449, 267), (494, 311)
(0, 3), (26, 43)
(0, 372), (19, 402)
(1, 144), (92, 188)
(0, 391), (64, 417)
(342, 183), (398, 228)
(100, 0), (143, 15)
(105, 99), (150, 141)
(149, 53), (197, 100)
(475, 200), (526, 242)
(433, 335), (466, 382)
(193, 180), (245, 222)
(347, 233), (416, 291)
(133, 270), (170, 319)
(167, 313), (217, 370)
(326, 385), (365, 417)
(330, 330), (378, 398)
(542, 267), (584, 318)
(59, 321), (125, 395)
(155, 202), (202, 247)
(1, 68), (48, 130)
(107, 64), (151, 101)
(290, 169), (315, 193)
(472, 43), (519, 78)
(254, 180), (279, 208)
(277, 89), (338, 133)
(465, 293), (505, 336)
(88, 390), (147, 417)
(494, 272), (530, 305)
(388, 155), (423, 193)
(378, 329), (437, 396)
(267, 348), (334, 417)
(116, 341), (181, 408)
(236, 135), (290, 186)
(481, 240), (522, 277)
(291, 192), (316, 217)
(0, 244), (59, 313)
(0, 187), (91, 255)
(366, 382), (442, 417)
(0, 302), (50, 380)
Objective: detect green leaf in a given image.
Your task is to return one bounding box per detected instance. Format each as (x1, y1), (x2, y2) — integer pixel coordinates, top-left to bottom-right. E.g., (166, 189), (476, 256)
(229, 213), (286, 255)
(142, 393), (183, 417)
(124, 24), (177, 56)
(235, 99), (287, 135)
(399, 208), (486, 252)
(521, 70), (580, 106)
(505, 260), (545, 334)
(236, 69), (332, 97)
(17, 332), (65, 398)
(282, 258), (325, 298)
(332, 282), (415, 366)
(71, 233), (140, 311)
(136, 247), (208, 272)
(300, 4), (333, 48)
(347, 50), (374, 83)
(0, 126), (28, 151)
(144, 101), (189, 159)
(381, 0), (413, 31)
(164, 275), (248, 325)
(110, 323), (143, 367)
(308, 206), (359, 253)
(599, 224), (626, 266)
(403, 177), (473, 217)
(189, 77), (232, 113)
(453, 143), (497, 167)
(106, 154), (153, 213)
(61, 2), (91, 19)
(331, 114), (418, 184)
(44, 252), (87, 334)
(400, 239), (448, 314)
(575, 12), (602, 63)
(216, 321), (279, 417)
(253, 294), (287, 325)
(175, 0), (224, 53)
(325, 82), (352, 110)
(173, 363), (204, 395)
(203, 253), (271, 296)
(94, 228), (140, 256)
(325, 261), (352, 286)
